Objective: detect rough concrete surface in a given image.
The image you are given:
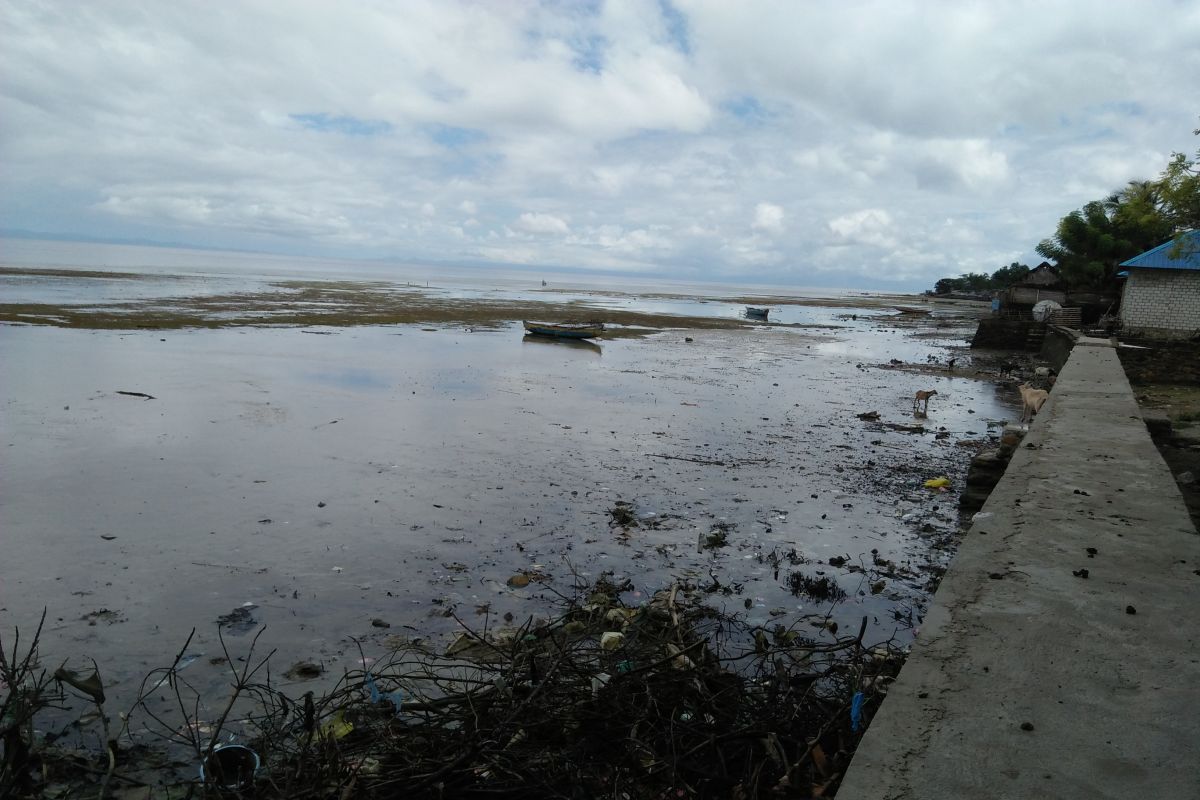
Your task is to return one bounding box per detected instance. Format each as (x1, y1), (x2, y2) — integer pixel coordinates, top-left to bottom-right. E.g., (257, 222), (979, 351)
(838, 343), (1200, 799)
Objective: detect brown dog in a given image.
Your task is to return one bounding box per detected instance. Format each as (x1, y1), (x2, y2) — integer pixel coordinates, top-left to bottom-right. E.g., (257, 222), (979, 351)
(913, 389), (938, 415)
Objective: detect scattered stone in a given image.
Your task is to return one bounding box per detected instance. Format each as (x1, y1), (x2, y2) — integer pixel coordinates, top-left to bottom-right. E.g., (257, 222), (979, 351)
(284, 661), (323, 681)
(1125, 605), (1137, 615)
(1072, 569), (1089, 579)
(371, 618), (390, 628)
(1020, 722), (1035, 732)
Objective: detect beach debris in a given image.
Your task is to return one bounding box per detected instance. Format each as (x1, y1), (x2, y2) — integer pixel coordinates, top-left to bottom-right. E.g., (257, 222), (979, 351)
(53, 663), (106, 704)
(100, 534), (116, 540)
(856, 411), (881, 421)
(81, 609), (122, 626)
(608, 502), (637, 526)
(200, 744), (260, 790)
(702, 522), (733, 549)
(923, 477), (951, 489)
(787, 572), (847, 601)
(1072, 569), (1089, 579)
(600, 631), (625, 650)
(320, 710), (354, 740)
(115, 390), (156, 400)
(506, 573), (531, 588)
(215, 604), (258, 635)
(284, 661), (324, 681)
(371, 618), (391, 628)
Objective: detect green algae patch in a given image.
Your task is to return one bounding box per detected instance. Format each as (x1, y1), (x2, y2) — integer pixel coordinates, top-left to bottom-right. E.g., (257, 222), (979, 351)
(0, 278), (754, 335)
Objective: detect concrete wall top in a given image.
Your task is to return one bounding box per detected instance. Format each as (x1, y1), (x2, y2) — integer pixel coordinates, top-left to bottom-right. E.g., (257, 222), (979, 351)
(837, 345), (1200, 799)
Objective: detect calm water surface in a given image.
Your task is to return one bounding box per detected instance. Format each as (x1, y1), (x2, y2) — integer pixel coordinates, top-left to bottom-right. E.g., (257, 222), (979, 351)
(0, 240), (1014, 722)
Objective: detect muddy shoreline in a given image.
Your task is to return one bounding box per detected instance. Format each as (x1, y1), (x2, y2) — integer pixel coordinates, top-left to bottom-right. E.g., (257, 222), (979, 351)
(1, 273), (1012, 793)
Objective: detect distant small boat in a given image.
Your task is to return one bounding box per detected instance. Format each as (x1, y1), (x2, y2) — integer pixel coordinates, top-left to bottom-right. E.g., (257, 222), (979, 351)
(745, 306), (770, 320)
(893, 306), (929, 315)
(523, 321), (605, 339)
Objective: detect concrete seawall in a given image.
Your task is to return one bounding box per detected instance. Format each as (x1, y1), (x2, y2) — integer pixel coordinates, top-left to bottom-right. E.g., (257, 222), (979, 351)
(838, 341), (1200, 798)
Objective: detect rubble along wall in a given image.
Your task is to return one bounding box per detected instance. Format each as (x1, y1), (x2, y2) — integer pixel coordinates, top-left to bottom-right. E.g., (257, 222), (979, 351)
(838, 340), (1200, 799)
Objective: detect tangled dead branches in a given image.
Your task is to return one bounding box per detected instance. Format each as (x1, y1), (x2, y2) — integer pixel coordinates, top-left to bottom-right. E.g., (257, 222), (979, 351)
(2, 577), (906, 798)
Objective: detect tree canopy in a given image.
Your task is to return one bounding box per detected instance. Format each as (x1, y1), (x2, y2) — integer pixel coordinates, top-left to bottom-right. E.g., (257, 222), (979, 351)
(931, 262), (1030, 295)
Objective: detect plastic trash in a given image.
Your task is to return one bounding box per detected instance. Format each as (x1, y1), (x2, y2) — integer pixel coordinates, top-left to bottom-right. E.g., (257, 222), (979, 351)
(923, 477), (951, 489)
(600, 631), (625, 651)
(365, 671), (404, 714)
(850, 691), (865, 732)
(200, 744), (259, 789)
(320, 709), (354, 740)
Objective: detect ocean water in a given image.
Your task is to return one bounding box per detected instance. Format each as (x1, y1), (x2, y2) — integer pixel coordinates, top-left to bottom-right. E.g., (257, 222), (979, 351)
(0, 237), (1015, 722)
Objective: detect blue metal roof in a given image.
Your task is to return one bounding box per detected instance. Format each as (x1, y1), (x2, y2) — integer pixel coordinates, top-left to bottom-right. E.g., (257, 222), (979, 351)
(1119, 231), (1200, 270)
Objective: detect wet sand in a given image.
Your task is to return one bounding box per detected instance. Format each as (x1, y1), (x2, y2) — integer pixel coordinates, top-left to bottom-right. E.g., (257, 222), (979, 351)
(0, 273), (1014, 732)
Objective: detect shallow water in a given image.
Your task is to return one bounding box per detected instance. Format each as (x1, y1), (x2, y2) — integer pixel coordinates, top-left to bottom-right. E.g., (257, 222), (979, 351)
(1, 310), (1016, 723)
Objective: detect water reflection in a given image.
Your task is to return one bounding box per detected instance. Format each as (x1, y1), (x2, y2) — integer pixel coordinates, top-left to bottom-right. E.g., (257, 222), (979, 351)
(521, 334), (602, 355)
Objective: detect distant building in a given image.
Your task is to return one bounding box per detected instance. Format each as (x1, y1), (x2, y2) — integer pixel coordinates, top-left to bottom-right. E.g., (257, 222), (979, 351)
(998, 262), (1066, 309)
(1118, 232), (1200, 338)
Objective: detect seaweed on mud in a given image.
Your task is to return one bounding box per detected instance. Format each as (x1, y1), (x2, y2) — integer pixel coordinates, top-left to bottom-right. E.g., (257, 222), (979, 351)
(787, 572), (849, 602)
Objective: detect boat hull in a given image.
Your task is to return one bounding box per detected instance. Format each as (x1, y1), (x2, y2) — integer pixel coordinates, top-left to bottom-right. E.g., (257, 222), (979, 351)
(523, 321), (605, 339)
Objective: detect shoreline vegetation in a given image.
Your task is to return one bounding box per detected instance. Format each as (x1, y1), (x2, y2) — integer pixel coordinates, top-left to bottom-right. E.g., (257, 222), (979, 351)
(1, 271), (1001, 797)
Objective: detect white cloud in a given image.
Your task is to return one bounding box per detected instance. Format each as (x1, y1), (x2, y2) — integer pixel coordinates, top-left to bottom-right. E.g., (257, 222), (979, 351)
(828, 209), (897, 249)
(1, 1), (1198, 288)
(514, 212), (570, 235)
(751, 202), (784, 234)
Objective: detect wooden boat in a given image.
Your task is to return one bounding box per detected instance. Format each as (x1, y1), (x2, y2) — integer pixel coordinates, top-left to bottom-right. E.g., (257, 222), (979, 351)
(893, 305), (929, 315)
(523, 321), (605, 339)
(745, 306), (770, 320)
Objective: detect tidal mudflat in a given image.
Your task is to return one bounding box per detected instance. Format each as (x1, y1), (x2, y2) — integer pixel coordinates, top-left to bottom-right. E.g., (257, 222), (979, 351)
(1, 259), (1018, 748)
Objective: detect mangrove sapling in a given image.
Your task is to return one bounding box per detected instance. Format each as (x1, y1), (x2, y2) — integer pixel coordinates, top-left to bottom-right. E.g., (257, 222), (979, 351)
(1, 610), (64, 796)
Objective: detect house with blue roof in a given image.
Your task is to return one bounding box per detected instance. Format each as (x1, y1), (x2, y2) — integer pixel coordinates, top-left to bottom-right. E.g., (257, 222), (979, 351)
(1118, 231), (1200, 338)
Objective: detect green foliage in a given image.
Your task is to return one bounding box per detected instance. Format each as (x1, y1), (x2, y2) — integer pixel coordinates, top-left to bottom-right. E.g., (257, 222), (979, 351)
(931, 263), (1030, 295)
(989, 261), (1031, 287)
(1036, 180), (1175, 290)
(1156, 131), (1199, 257)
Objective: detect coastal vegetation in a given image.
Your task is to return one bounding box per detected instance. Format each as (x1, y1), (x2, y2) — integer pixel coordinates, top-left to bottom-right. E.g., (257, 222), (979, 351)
(933, 122), (1200, 294)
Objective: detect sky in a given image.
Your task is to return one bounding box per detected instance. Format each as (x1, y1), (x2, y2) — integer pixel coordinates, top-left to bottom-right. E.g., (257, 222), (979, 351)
(1, 1), (1198, 290)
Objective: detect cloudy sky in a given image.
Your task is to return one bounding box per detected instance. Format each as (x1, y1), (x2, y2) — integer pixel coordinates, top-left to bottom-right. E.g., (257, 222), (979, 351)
(2, 1), (1198, 289)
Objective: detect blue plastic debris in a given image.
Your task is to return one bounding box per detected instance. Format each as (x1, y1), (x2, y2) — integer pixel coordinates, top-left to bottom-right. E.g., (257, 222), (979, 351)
(365, 671), (404, 714)
(850, 691), (865, 732)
